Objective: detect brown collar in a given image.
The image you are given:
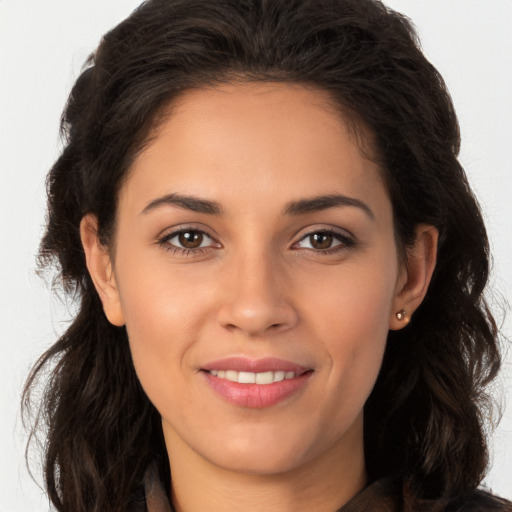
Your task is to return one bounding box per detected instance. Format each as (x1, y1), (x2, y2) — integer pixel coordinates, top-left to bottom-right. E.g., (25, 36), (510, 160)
(144, 468), (401, 512)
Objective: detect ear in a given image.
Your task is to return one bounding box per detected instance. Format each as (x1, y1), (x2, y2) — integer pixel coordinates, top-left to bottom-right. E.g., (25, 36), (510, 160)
(80, 214), (125, 326)
(389, 224), (438, 330)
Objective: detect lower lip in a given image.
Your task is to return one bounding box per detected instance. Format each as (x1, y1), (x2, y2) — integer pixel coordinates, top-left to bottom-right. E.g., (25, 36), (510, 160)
(202, 371), (312, 408)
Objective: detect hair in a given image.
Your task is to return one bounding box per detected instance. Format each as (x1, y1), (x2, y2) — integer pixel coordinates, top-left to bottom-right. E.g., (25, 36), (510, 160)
(23, 1), (508, 511)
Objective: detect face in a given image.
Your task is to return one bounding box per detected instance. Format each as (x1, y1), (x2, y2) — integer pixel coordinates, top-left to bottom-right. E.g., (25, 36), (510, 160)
(89, 83), (418, 476)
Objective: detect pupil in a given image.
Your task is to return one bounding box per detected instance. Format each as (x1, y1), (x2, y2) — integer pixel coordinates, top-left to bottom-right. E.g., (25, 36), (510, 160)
(179, 231), (203, 248)
(311, 233), (332, 250)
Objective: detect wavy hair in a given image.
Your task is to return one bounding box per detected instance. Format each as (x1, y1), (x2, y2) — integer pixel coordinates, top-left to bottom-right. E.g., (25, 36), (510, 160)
(24, 0), (507, 510)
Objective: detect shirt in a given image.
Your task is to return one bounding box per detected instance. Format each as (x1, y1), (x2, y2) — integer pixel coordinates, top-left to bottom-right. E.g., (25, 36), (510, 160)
(142, 466), (511, 512)
(143, 469), (402, 512)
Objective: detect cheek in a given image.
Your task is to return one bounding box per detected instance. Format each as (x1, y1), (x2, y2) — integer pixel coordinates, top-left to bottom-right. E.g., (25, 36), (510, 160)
(116, 275), (207, 424)
(306, 253), (397, 337)
(304, 255), (397, 394)
(112, 245), (205, 389)
(115, 237), (212, 336)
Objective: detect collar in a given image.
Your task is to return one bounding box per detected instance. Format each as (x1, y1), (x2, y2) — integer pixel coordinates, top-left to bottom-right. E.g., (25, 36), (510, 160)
(144, 468), (401, 512)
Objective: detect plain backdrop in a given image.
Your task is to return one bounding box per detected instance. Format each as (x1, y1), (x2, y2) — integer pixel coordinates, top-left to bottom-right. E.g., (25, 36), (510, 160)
(1, 1), (511, 510)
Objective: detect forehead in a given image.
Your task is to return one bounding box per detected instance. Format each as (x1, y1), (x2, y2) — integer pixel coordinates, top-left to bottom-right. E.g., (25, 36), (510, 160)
(121, 82), (388, 216)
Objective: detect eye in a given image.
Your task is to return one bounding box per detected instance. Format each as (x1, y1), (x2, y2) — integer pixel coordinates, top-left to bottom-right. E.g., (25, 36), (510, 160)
(294, 229), (355, 252)
(158, 228), (219, 253)
(172, 230), (209, 249)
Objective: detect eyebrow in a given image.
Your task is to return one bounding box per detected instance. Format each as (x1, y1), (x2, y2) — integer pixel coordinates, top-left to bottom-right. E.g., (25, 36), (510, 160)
(284, 194), (375, 220)
(141, 193), (223, 215)
(141, 192), (374, 220)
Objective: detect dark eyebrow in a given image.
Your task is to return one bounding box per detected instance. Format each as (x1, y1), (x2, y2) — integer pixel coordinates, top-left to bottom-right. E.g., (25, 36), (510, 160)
(284, 194), (375, 220)
(141, 193), (223, 215)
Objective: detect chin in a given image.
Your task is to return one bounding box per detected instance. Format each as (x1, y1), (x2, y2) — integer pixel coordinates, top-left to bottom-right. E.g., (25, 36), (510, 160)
(197, 427), (323, 476)
(209, 448), (308, 476)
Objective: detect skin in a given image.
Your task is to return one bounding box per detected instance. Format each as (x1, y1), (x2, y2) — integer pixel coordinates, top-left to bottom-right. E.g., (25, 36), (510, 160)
(81, 83), (437, 512)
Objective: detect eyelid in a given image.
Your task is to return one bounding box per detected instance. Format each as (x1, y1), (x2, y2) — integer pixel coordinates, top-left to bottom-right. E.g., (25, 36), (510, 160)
(156, 223), (218, 241)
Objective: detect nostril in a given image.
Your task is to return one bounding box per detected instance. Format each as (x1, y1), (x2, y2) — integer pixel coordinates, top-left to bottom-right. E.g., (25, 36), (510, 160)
(217, 300), (299, 336)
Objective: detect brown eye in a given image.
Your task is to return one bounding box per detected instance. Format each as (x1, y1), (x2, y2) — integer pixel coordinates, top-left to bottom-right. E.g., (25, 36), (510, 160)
(159, 228), (218, 254)
(178, 231), (204, 248)
(295, 229), (354, 252)
(309, 232), (333, 250)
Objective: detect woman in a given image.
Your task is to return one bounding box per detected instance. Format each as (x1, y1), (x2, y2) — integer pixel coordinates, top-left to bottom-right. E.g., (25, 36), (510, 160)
(23, 0), (511, 510)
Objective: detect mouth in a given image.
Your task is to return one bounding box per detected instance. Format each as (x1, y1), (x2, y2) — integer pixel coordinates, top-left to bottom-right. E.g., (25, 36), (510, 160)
(201, 357), (313, 408)
(205, 369), (307, 384)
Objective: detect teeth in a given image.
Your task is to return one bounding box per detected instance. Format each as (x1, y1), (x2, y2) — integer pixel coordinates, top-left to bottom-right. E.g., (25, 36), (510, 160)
(238, 371), (256, 384)
(274, 371), (285, 382)
(226, 370), (238, 381)
(209, 369), (297, 384)
(255, 371), (273, 384)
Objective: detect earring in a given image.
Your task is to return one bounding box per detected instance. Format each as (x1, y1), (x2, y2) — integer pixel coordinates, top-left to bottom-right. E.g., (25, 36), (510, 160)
(396, 309), (409, 323)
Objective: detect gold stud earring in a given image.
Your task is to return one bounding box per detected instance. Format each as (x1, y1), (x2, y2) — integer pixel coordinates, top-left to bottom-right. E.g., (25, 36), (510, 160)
(396, 309), (409, 323)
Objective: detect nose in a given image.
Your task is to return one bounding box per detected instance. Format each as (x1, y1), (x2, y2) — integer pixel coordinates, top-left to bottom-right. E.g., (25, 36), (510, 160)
(216, 252), (299, 337)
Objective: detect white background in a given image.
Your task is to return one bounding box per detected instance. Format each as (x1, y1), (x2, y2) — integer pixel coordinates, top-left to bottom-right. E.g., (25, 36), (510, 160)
(1, 1), (511, 510)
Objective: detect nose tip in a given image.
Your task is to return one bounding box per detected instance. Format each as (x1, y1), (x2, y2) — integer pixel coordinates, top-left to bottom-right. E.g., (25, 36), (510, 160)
(218, 301), (297, 336)
(216, 267), (298, 337)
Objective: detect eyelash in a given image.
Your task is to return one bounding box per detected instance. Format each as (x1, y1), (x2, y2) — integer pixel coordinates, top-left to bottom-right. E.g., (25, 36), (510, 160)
(156, 227), (356, 256)
(293, 228), (356, 254)
(157, 227), (218, 256)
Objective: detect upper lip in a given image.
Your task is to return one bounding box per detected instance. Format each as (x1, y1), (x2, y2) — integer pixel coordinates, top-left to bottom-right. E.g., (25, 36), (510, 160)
(201, 357), (310, 374)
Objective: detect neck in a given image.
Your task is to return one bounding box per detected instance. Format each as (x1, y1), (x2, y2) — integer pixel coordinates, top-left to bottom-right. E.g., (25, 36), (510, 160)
(164, 416), (367, 512)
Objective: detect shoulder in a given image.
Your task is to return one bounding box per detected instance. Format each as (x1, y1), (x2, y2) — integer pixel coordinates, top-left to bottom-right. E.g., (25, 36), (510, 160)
(357, 477), (512, 512)
(341, 477), (511, 512)
(410, 489), (511, 512)
(441, 490), (512, 512)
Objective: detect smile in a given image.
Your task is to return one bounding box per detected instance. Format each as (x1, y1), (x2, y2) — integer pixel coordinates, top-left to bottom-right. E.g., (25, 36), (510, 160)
(201, 358), (313, 408)
(207, 370), (297, 384)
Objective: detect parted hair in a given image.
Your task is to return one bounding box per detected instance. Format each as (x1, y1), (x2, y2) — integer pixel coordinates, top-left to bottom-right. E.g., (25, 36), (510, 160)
(24, 1), (507, 511)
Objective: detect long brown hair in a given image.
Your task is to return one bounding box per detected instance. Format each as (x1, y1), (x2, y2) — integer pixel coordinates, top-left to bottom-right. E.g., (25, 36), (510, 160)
(24, 1), (507, 510)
